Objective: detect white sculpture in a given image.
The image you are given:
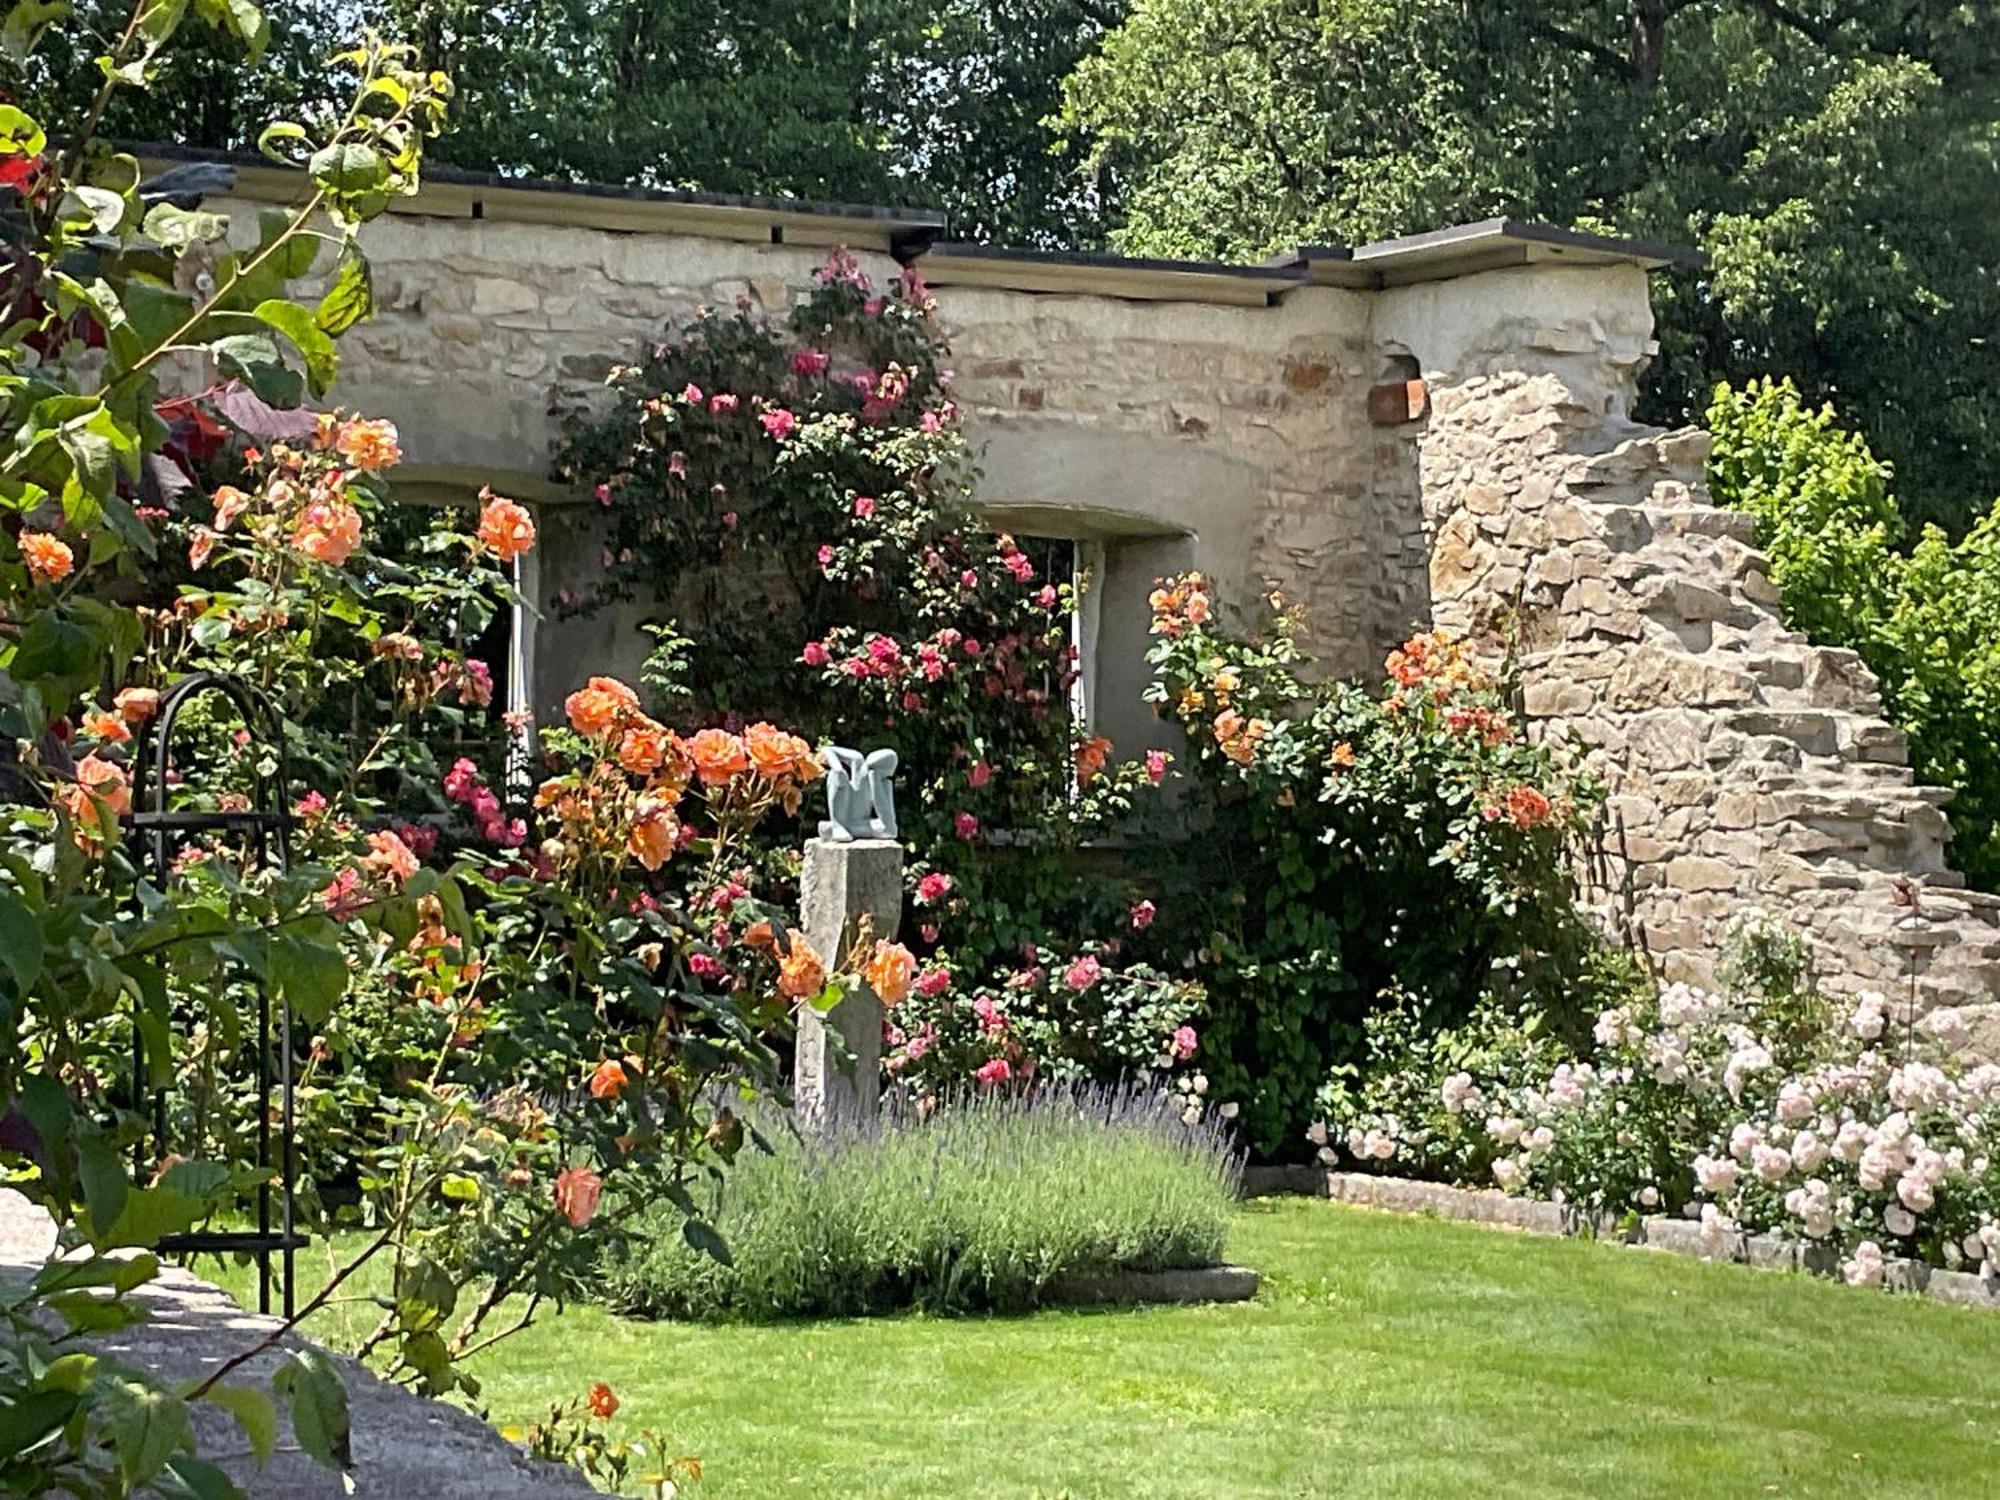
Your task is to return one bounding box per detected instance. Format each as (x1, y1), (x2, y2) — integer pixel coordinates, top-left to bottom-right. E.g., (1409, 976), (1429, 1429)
(818, 746), (898, 841)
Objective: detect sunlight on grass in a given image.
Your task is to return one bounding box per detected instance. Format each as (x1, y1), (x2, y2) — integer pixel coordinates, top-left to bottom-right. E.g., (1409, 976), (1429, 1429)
(209, 1198), (2000, 1499)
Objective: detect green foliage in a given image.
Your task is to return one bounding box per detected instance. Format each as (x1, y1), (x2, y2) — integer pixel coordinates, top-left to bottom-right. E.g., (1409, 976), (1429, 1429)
(1707, 378), (2000, 886)
(595, 1083), (1240, 1320)
(1061, 0), (2000, 532)
(29, 0), (1115, 246)
(1143, 580), (1600, 1159)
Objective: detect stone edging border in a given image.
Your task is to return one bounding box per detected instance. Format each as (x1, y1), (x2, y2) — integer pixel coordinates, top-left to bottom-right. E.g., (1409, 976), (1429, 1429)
(1043, 1263), (1259, 1308)
(1241, 1167), (2000, 1312)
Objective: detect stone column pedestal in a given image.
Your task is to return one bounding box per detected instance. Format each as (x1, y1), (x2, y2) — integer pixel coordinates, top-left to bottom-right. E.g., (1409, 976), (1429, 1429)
(795, 836), (902, 1131)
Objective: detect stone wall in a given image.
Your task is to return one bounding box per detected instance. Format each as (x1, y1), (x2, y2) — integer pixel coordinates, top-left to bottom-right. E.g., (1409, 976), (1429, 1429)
(205, 198), (1422, 739)
(1391, 270), (2000, 1052)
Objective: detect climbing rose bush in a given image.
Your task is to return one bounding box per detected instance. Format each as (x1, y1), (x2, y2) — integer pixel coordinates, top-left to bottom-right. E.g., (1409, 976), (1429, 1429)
(1322, 921), (2000, 1286)
(554, 245), (1173, 1060)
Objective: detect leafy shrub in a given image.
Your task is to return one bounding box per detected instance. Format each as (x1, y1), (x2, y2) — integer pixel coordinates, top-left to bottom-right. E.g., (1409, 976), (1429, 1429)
(1322, 918), (2000, 1287)
(596, 1082), (1242, 1319)
(1141, 576), (1600, 1157)
(1708, 378), (2000, 884)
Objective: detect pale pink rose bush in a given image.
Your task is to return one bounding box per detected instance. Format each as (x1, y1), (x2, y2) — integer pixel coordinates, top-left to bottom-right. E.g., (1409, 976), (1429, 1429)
(1319, 922), (2000, 1289)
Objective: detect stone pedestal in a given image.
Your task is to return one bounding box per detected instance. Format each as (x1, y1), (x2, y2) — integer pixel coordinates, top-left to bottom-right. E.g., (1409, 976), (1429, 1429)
(794, 836), (903, 1131)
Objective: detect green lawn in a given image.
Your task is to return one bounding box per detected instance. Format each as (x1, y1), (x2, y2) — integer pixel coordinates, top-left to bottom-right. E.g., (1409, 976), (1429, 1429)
(219, 1198), (2000, 1498)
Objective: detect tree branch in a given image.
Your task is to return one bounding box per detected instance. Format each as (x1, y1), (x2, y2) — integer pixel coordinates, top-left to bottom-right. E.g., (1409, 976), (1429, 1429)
(1525, 19), (1638, 84)
(1744, 0), (1838, 49)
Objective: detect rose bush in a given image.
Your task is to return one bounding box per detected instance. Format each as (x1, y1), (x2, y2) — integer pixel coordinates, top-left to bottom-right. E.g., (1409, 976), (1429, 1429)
(1322, 918), (2000, 1288)
(0, 9), (882, 1493)
(555, 247), (1177, 1091)
(1141, 574), (1600, 1156)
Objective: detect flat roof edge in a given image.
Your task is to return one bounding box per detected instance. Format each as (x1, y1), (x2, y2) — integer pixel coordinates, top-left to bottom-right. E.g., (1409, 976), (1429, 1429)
(129, 142), (949, 247)
(125, 142), (1701, 295)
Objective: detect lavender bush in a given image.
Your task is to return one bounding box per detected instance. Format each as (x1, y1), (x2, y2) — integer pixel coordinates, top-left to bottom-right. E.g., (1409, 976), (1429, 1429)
(596, 1082), (1243, 1319)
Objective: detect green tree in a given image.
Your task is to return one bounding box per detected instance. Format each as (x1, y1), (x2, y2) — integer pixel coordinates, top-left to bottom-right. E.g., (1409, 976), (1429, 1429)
(36, 0), (1115, 242)
(1062, 0), (2000, 531)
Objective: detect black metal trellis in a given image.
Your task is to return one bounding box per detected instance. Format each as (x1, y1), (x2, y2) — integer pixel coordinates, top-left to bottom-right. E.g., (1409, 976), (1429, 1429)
(127, 671), (304, 1317)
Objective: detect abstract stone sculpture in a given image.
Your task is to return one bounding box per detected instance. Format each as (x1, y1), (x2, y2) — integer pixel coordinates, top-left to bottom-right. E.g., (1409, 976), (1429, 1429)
(818, 746), (898, 841)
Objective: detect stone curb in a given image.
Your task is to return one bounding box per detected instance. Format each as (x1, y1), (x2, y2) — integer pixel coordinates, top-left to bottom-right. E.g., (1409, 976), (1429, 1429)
(1251, 1170), (2000, 1312)
(1043, 1263), (1260, 1308)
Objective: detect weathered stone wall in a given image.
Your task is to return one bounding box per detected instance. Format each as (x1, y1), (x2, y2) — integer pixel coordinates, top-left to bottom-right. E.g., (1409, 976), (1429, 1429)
(204, 199), (1424, 733)
(1386, 268), (2000, 1052)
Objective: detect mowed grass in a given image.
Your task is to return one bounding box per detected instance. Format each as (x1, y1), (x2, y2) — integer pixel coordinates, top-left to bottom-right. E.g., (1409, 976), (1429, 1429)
(215, 1198), (2000, 1499)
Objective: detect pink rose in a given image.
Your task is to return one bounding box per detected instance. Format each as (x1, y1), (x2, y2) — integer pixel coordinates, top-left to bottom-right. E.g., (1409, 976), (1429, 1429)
(1064, 956), (1102, 993)
(1171, 1025), (1198, 1061)
(853, 495), (876, 518)
(792, 349), (830, 377)
(708, 393), (739, 414)
(975, 1057), (1012, 1087)
(916, 872), (953, 904)
(968, 760), (993, 789)
(954, 812), (979, 842)
(801, 640), (830, 667)
(681, 382), (704, 404)
(916, 966), (950, 998)
(1145, 749), (1169, 786)
(759, 407), (797, 441)
(817, 544), (836, 569)
(688, 953), (724, 979)
(1130, 900), (1157, 931)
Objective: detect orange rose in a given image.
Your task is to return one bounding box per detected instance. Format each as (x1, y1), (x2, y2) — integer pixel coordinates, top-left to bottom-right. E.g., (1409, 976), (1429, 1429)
(553, 1164), (602, 1227)
(588, 1382), (618, 1420)
(20, 531), (73, 585)
(75, 753), (131, 816)
(688, 727), (750, 787)
(476, 490), (536, 562)
(628, 797), (680, 870)
(81, 710), (130, 744)
(588, 1059), (629, 1100)
(363, 829), (420, 886)
(1074, 735), (1112, 785)
(59, 754), (130, 852)
(211, 485), (252, 532)
(114, 686), (160, 724)
(292, 499), (363, 566)
(745, 722), (812, 782)
(617, 714), (672, 776)
(333, 417), (402, 472)
(862, 940), (916, 1006)
(777, 931), (825, 1000)
(742, 920), (776, 951)
(565, 676), (639, 738)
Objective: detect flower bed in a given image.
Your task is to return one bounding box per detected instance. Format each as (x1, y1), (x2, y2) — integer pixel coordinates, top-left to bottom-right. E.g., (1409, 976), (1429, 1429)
(1320, 922), (2000, 1290)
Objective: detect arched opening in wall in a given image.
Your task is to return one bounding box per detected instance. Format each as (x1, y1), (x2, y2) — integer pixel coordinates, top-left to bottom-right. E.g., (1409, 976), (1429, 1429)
(980, 504), (1195, 765)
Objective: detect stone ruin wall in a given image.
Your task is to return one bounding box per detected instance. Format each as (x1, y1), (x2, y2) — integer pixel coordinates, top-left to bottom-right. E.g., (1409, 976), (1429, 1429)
(1391, 267), (2000, 1054)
